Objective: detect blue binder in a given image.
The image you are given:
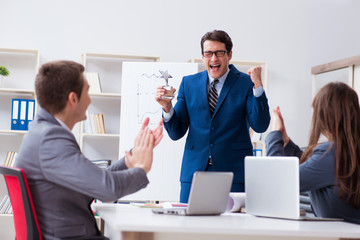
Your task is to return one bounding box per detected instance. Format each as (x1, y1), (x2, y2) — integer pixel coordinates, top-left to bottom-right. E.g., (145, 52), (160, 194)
(11, 98), (36, 131)
(26, 99), (35, 130)
(11, 99), (20, 130)
(18, 99), (28, 130)
(252, 149), (263, 156)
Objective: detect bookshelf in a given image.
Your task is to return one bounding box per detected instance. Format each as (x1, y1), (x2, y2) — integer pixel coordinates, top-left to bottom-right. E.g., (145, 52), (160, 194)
(0, 48), (39, 239)
(0, 48), (39, 151)
(188, 58), (268, 156)
(0, 47), (39, 162)
(311, 55), (360, 98)
(78, 52), (160, 161)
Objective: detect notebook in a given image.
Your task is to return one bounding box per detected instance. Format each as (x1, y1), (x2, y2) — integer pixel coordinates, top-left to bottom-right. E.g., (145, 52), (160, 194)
(152, 171), (233, 216)
(244, 156), (342, 221)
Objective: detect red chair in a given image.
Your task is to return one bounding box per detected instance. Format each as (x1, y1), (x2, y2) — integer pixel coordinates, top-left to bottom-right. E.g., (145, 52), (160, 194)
(0, 166), (42, 240)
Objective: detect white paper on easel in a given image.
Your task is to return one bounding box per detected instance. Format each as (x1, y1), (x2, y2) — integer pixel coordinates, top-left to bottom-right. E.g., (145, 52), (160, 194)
(119, 62), (198, 202)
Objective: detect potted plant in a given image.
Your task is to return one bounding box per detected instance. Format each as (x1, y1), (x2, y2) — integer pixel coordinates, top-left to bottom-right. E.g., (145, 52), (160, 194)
(0, 66), (10, 88)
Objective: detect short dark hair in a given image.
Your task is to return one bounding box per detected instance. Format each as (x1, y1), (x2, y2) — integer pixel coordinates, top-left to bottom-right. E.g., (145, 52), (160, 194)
(35, 60), (85, 114)
(200, 30), (233, 53)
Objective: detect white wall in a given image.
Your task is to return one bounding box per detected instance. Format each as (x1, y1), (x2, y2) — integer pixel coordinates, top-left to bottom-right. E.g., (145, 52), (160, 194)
(1, 0), (360, 146)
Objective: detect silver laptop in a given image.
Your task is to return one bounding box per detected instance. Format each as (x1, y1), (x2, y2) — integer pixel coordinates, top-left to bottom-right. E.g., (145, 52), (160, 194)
(152, 171), (233, 216)
(244, 156), (342, 221)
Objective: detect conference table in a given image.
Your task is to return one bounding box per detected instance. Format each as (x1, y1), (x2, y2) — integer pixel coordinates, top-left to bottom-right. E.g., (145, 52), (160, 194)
(92, 203), (360, 240)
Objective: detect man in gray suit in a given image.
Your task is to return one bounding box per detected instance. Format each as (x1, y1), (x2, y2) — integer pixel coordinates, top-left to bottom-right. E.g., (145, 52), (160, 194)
(15, 60), (163, 240)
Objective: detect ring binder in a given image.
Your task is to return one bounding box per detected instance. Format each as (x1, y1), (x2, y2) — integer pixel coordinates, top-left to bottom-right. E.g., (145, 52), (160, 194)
(26, 99), (35, 130)
(11, 98), (36, 131)
(11, 99), (20, 130)
(18, 100), (27, 130)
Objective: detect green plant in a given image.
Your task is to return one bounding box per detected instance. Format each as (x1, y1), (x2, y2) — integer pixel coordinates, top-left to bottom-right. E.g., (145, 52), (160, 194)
(0, 66), (10, 77)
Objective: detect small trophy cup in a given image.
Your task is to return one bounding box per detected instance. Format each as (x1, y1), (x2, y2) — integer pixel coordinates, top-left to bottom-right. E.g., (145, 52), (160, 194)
(160, 70), (174, 99)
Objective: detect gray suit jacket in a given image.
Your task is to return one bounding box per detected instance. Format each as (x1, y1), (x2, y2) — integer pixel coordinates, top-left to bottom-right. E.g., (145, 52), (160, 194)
(15, 108), (149, 240)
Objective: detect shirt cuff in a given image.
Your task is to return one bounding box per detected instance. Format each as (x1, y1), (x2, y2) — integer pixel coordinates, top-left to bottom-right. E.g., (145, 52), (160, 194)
(162, 106), (174, 122)
(253, 85), (264, 97)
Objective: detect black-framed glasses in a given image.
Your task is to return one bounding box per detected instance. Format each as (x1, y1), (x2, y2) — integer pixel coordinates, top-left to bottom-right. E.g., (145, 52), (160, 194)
(202, 50), (228, 58)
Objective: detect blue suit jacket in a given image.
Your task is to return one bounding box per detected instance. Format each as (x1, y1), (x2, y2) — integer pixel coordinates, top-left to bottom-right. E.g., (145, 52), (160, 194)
(164, 64), (270, 185)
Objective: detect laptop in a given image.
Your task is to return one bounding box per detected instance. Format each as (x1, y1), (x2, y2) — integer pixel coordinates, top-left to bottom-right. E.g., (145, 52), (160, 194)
(244, 156), (342, 221)
(152, 171), (233, 216)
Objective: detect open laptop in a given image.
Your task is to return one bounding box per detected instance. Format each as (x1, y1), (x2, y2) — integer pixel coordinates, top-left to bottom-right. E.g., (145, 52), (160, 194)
(152, 171), (233, 216)
(244, 156), (342, 221)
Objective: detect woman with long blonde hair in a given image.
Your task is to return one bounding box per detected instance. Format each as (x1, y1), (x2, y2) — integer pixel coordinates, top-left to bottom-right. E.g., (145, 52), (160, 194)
(266, 82), (360, 223)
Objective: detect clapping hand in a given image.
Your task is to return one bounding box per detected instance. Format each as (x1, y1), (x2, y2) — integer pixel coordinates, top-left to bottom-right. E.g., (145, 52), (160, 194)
(124, 117), (164, 173)
(272, 106), (290, 146)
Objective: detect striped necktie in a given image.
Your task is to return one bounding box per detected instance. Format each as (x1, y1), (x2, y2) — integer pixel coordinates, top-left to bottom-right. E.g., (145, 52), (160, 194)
(208, 79), (219, 117)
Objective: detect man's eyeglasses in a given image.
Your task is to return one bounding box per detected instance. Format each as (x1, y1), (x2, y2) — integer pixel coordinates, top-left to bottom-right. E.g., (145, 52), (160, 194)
(202, 50), (228, 58)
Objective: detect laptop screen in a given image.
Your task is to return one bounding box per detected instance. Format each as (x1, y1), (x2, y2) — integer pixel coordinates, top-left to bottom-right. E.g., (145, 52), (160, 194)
(187, 171), (234, 215)
(245, 156), (300, 219)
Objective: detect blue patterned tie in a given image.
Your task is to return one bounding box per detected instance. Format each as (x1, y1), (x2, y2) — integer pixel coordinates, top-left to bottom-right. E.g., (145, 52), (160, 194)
(208, 79), (219, 117)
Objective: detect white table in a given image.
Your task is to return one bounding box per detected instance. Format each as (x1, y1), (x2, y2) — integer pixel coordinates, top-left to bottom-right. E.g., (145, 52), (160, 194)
(92, 203), (360, 240)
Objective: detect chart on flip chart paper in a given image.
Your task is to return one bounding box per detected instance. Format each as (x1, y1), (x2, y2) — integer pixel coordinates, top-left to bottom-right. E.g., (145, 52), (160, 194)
(120, 62), (198, 201)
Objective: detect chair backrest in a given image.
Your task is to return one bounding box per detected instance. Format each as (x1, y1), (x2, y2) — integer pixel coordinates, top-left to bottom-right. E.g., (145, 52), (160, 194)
(0, 166), (42, 240)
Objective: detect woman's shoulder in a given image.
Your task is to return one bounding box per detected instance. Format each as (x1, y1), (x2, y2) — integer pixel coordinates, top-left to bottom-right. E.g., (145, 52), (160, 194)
(316, 141), (332, 149)
(307, 141), (335, 164)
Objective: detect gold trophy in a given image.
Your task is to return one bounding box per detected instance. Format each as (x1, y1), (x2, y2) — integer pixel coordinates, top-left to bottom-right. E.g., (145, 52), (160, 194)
(160, 70), (174, 99)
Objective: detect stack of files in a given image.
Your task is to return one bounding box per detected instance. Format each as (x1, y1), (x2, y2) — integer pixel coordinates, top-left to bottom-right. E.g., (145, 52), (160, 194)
(84, 72), (102, 94)
(130, 202), (187, 209)
(4, 151), (17, 167)
(0, 195), (12, 214)
(91, 160), (111, 169)
(85, 112), (106, 134)
(0, 151), (18, 214)
(11, 98), (35, 131)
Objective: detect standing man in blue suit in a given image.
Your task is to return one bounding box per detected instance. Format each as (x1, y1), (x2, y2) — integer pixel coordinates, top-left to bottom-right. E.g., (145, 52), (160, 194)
(156, 30), (270, 203)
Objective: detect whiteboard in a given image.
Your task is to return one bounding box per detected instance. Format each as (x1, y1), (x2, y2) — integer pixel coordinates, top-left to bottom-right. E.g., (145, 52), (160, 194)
(119, 62), (198, 202)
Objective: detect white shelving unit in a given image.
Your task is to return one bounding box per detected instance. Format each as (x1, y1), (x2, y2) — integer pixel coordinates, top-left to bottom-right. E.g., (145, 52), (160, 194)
(0, 47), (39, 160)
(311, 55), (360, 98)
(0, 48), (39, 161)
(188, 58), (268, 156)
(0, 47), (39, 240)
(78, 52), (160, 161)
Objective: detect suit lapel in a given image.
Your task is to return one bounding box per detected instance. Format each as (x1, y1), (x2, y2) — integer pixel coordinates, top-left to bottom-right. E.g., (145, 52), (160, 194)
(213, 66), (238, 117)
